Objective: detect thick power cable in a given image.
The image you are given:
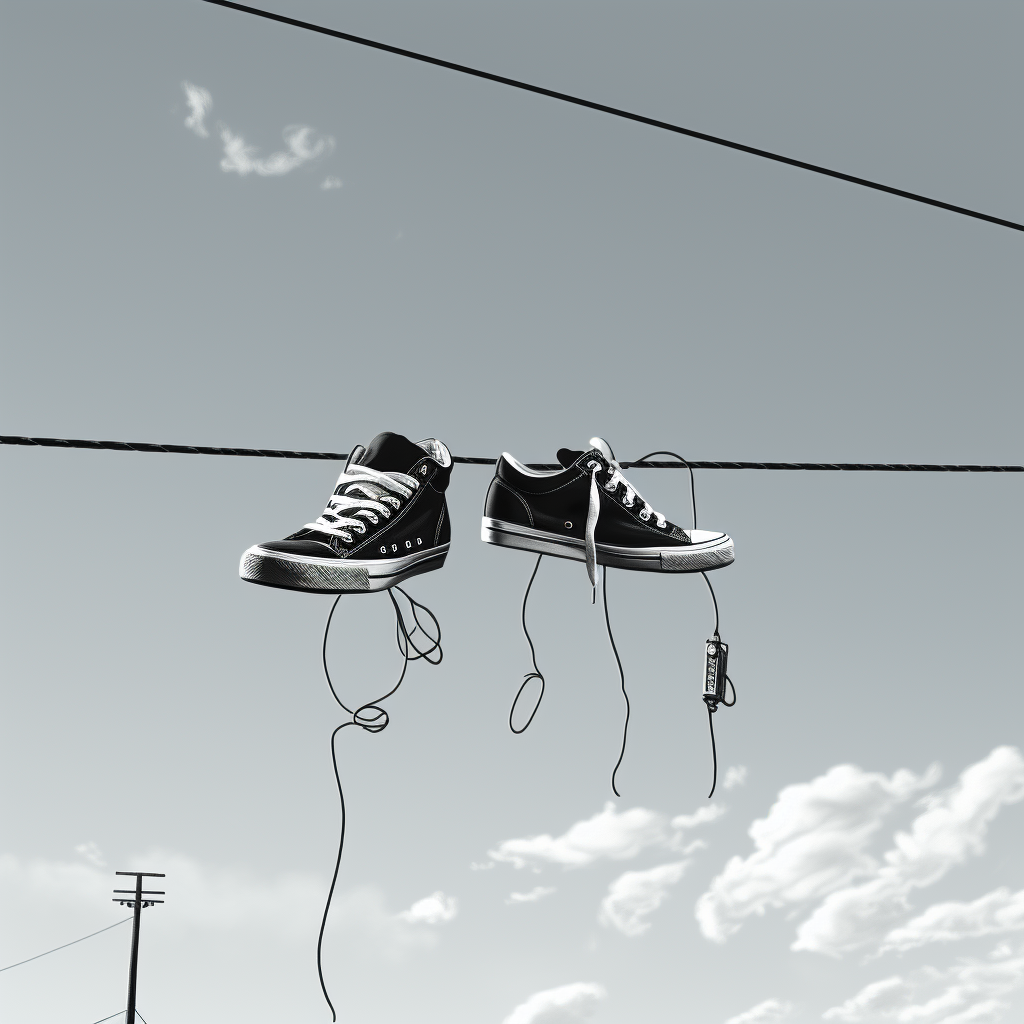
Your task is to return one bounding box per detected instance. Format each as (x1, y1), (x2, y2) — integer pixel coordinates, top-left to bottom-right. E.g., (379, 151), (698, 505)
(0, 917), (132, 974)
(2, 437), (1020, 472)
(199, 0), (1024, 233)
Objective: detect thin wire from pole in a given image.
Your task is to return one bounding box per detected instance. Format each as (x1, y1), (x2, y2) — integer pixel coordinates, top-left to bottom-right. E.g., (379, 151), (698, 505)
(0, 918), (133, 974)
(198, 0), (1024, 234)
(2, 436), (1021, 473)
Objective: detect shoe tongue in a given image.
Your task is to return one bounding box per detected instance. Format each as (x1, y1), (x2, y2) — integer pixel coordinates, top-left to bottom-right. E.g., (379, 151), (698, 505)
(557, 448), (584, 468)
(356, 432), (427, 473)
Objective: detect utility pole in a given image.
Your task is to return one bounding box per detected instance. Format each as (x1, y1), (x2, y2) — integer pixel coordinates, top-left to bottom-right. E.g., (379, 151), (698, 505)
(112, 871), (164, 1024)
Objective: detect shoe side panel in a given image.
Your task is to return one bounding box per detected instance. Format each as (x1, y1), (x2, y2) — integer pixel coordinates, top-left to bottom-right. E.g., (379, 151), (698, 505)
(484, 476), (537, 528)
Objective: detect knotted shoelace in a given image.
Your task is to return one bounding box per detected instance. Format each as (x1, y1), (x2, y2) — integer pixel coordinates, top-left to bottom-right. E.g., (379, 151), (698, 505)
(306, 464), (419, 544)
(584, 447), (668, 594)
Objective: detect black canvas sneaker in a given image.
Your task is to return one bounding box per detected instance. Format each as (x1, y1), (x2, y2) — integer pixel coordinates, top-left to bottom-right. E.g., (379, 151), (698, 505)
(240, 432), (452, 594)
(481, 438), (733, 585)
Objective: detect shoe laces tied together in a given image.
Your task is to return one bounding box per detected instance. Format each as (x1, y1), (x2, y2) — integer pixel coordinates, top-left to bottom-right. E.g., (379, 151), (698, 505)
(306, 464), (420, 544)
(584, 437), (667, 596)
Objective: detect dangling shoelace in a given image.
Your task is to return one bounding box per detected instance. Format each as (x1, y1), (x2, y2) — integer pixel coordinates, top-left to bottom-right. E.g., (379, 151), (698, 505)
(306, 464), (419, 544)
(584, 439), (668, 597)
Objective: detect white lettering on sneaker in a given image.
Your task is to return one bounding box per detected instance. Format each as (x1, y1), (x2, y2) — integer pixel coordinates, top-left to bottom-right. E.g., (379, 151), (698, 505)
(391, 544), (398, 553)
(380, 546), (387, 554)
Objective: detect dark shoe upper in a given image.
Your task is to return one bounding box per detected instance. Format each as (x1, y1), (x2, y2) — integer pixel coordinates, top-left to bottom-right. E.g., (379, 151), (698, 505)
(259, 432), (452, 562)
(484, 444), (692, 549)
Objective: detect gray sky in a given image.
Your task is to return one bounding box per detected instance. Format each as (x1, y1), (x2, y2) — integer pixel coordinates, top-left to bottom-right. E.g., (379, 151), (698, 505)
(1, 2), (1021, 1023)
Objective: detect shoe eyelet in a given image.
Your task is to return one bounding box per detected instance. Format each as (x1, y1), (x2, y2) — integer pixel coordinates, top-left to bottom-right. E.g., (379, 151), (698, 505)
(420, 465), (428, 476)
(355, 523), (366, 533)
(639, 511), (650, 521)
(564, 521), (573, 529)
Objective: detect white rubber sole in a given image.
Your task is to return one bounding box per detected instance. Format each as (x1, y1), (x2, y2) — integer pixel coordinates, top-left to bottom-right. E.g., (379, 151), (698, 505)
(239, 543), (449, 594)
(480, 517), (733, 573)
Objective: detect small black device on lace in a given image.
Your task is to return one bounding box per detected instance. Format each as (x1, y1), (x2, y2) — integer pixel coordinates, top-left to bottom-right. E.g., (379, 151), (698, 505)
(703, 637), (729, 704)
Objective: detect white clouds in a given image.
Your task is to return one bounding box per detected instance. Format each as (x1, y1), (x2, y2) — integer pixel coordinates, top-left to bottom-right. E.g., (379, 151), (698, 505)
(396, 891), (458, 926)
(696, 762), (938, 943)
(219, 124), (334, 177)
(503, 982), (607, 1024)
(182, 81), (212, 137)
(490, 801), (722, 871)
(724, 766), (749, 791)
(490, 803), (666, 869)
(599, 861), (688, 937)
(881, 889), (1024, 954)
(723, 997), (792, 1024)
(823, 943), (1024, 1024)
(180, 83), (334, 180)
(74, 841), (106, 867)
(824, 977), (911, 1021)
(670, 804), (727, 833)
(794, 747), (1024, 956)
(507, 886), (557, 905)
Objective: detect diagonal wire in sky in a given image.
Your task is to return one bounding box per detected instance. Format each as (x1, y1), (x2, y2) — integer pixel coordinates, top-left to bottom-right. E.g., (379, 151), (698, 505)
(199, 0), (1024, 233)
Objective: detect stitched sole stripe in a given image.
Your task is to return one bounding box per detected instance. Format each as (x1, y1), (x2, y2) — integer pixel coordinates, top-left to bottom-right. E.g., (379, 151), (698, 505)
(239, 545), (448, 593)
(481, 518), (733, 573)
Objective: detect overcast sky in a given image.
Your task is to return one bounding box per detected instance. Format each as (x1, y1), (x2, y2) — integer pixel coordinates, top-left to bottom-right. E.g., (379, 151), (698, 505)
(1, 2), (1021, 1024)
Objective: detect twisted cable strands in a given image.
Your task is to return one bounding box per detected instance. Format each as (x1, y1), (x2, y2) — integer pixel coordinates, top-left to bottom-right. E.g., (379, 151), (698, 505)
(1, 436), (1021, 472)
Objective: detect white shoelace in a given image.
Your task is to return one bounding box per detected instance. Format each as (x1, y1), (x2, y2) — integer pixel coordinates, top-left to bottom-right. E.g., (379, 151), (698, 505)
(584, 439), (667, 594)
(306, 464), (419, 545)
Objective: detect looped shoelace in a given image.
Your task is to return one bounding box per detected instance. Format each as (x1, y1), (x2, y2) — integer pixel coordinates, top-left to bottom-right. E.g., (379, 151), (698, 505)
(584, 454), (668, 595)
(306, 464), (420, 544)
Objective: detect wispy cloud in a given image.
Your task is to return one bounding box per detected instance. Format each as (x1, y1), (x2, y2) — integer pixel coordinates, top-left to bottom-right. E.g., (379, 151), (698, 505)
(696, 761), (939, 943)
(794, 747), (1024, 956)
(396, 891), (458, 925)
(724, 765), (749, 791)
(880, 889), (1024, 954)
(74, 842), (106, 868)
(220, 125), (334, 177)
(507, 886), (556, 905)
(599, 861), (688, 937)
(489, 801), (723, 871)
(503, 982), (607, 1024)
(182, 81), (212, 137)
(823, 942), (1024, 1023)
(823, 977), (911, 1021)
(180, 82), (334, 180)
(723, 997), (792, 1024)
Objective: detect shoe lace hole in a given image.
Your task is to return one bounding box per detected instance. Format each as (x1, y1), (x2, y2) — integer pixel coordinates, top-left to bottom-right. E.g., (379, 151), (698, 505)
(564, 521), (572, 529)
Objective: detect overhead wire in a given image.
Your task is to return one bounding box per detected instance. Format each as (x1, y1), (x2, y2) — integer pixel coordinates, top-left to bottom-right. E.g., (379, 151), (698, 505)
(1, 437), (1020, 472)
(0, 917), (132, 974)
(198, 0), (1024, 234)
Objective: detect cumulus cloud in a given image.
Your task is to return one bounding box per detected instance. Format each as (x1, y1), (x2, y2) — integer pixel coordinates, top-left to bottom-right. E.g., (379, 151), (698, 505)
(881, 889), (1024, 954)
(723, 997), (792, 1024)
(599, 861), (689, 937)
(490, 802), (722, 871)
(182, 81), (212, 137)
(220, 124), (334, 177)
(507, 886), (557, 905)
(503, 982), (607, 1024)
(696, 762), (939, 943)
(823, 943), (1024, 1023)
(321, 176), (343, 190)
(396, 891), (457, 925)
(794, 747), (1024, 956)
(724, 766), (749, 791)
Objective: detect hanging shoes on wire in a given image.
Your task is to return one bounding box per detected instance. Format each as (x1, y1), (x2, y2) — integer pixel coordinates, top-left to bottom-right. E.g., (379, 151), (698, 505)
(481, 436), (733, 589)
(481, 437), (736, 797)
(239, 432), (453, 593)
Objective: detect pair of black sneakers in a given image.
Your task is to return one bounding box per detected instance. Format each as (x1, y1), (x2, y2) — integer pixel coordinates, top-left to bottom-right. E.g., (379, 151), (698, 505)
(239, 431), (734, 592)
